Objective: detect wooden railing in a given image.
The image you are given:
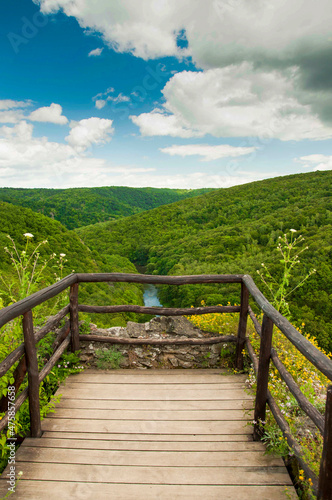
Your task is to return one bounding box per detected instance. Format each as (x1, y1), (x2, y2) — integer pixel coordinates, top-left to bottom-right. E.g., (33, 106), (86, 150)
(0, 272), (331, 499)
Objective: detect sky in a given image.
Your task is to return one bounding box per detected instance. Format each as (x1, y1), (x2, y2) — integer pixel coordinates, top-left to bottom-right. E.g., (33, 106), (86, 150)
(0, 0), (332, 189)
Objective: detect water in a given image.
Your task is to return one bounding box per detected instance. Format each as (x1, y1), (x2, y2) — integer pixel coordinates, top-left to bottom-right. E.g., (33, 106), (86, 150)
(143, 284), (162, 307)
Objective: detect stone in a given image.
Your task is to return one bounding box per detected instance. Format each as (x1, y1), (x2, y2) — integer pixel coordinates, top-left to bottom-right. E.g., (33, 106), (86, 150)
(78, 316), (227, 370)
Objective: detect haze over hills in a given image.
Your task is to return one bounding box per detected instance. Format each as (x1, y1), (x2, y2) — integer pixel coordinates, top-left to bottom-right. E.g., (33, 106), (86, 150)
(76, 171), (332, 351)
(0, 186), (214, 230)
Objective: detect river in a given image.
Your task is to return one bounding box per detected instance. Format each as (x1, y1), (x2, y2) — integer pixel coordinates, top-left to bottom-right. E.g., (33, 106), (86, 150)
(143, 284), (162, 307)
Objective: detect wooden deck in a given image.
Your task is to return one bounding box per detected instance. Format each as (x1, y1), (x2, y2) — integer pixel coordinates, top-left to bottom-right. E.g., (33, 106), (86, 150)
(0, 369), (296, 499)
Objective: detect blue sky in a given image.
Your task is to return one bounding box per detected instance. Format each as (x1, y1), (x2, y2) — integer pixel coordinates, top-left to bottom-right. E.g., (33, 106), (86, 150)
(0, 0), (332, 188)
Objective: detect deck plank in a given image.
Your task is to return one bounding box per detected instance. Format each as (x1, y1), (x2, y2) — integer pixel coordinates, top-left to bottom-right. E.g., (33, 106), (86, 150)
(0, 369), (296, 499)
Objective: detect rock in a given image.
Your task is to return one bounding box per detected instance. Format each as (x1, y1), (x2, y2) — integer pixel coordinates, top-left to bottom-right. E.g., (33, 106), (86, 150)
(78, 316), (226, 370)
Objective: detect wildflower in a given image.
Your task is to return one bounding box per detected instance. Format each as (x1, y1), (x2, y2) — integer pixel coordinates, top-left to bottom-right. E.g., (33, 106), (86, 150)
(23, 232), (34, 238)
(290, 229), (297, 233)
(60, 253), (66, 258)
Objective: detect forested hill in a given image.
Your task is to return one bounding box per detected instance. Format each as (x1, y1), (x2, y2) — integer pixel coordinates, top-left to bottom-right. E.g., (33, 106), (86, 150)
(0, 186), (213, 230)
(0, 202), (144, 326)
(76, 170), (332, 351)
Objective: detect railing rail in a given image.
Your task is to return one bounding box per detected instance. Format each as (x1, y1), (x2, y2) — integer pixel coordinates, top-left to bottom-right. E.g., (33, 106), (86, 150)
(0, 272), (331, 499)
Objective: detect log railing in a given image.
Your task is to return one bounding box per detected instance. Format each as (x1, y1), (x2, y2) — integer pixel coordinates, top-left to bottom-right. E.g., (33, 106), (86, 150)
(0, 272), (331, 499)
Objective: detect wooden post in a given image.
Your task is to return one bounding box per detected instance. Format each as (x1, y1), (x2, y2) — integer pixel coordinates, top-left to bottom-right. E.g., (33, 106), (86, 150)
(253, 314), (274, 441)
(69, 283), (79, 352)
(22, 311), (42, 438)
(318, 386), (332, 500)
(235, 282), (249, 370)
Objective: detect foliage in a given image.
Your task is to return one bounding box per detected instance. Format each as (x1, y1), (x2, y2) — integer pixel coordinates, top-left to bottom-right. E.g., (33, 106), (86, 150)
(76, 170), (332, 352)
(95, 347), (124, 369)
(257, 230), (316, 318)
(0, 204), (145, 327)
(0, 186), (214, 230)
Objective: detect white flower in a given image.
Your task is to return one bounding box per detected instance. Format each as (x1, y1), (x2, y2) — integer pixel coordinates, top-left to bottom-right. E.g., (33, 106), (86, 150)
(60, 253), (66, 258)
(23, 233), (34, 238)
(290, 229), (297, 233)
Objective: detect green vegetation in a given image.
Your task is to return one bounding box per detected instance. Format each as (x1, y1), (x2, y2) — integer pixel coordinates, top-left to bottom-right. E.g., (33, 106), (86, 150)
(95, 347), (124, 369)
(0, 234), (86, 475)
(0, 202), (145, 327)
(0, 186), (214, 230)
(76, 171), (332, 351)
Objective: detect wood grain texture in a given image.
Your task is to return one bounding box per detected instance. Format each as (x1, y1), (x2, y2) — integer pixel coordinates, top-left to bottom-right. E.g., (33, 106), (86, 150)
(0, 481), (298, 500)
(0, 369), (295, 499)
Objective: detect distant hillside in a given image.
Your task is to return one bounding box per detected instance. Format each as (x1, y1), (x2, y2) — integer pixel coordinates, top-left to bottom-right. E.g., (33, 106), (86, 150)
(0, 202), (144, 326)
(0, 186), (214, 230)
(76, 171), (332, 351)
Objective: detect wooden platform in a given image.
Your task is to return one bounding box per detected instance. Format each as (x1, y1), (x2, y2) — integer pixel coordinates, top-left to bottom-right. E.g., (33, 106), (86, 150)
(0, 369), (296, 499)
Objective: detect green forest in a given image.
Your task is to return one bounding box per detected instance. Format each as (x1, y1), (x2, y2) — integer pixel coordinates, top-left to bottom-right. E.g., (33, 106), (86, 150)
(0, 186), (213, 230)
(0, 171), (331, 350)
(76, 171), (332, 352)
(0, 202), (145, 327)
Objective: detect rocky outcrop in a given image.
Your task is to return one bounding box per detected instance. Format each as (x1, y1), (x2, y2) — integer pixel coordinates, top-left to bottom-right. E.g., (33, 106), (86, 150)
(79, 316), (229, 369)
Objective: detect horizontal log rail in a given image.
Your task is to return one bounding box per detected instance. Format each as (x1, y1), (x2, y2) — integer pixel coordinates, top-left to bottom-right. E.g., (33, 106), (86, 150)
(0, 271), (331, 498)
(78, 304), (241, 315)
(79, 334), (237, 345)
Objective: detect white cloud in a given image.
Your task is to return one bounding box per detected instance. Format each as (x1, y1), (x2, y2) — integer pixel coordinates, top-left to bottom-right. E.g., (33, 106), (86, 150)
(34, 1), (332, 66)
(107, 93), (130, 103)
(29, 103), (68, 125)
(65, 117), (114, 151)
(35, 0), (186, 60)
(95, 99), (106, 110)
(130, 111), (202, 138)
(94, 93), (130, 109)
(0, 121), (75, 168)
(0, 99), (31, 124)
(296, 154), (332, 171)
(0, 119), (154, 188)
(88, 47), (103, 57)
(0, 100), (30, 110)
(131, 65), (332, 141)
(33, 0), (332, 129)
(160, 144), (257, 161)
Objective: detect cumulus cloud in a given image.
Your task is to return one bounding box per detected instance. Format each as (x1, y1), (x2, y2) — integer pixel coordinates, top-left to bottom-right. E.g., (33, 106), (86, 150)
(131, 65), (332, 141)
(296, 154), (332, 171)
(0, 119), (154, 188)
(88, 47), (103, 57)
(33, 0), (332, 126)
(65, 117), (114, 151)
(29, 103), (68, 124)
(160, 144), (257, 161)
(34, 0), (187, 60)
(130, 111), (203, 138)
(0, 121), (75, 168)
